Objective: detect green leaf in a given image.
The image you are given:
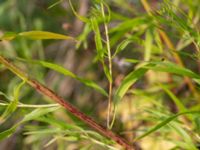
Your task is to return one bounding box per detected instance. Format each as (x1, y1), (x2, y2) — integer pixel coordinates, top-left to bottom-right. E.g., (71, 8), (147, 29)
(0, 80), (25, 124)
(22, 107), (60, 123)
(18, 31), (76, 40)
(144, 29), (153, 61)
(159, 84), (187, 112)
(48, 0), (63, 9)
(170, 122), (197, 150)
(0, 126), (17, 141)
(114, 63), (154, 103)
(77, 77), (108, 96)
(109, 16), (151, 33)
(102, 62), (112, 83)
(113, 39), (132, 57)
(145, 61), (200, 79)
(0, 106), (60, 141)
(18, 58), (108, 97)
(90, 17), (104, 60)
(0, 32), (17, 41)
(135, 111), (200, 141)
(124, 58), (140, 64)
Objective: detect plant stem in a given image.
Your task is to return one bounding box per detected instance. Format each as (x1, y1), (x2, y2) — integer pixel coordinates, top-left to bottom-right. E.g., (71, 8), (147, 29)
(101, 2), (113, 129)
(0, 55), (134, 150)
(0, 102), (60, 108)
(100, 2), (113, 129)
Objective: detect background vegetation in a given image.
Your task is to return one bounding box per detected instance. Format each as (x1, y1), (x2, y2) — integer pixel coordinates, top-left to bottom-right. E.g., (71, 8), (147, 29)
(0, 0), (200, 149)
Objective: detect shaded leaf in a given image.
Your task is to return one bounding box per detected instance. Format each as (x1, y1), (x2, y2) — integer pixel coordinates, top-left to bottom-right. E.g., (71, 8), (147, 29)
(159, 84), (187, 112)
(145, 61), (200, 79)
(0, 80), (25, 124)
(18, 58), (108, 97)
(90, 17), (104, 60)
(48, 0), (63, 9)
(0, 32), (17, 41)
(113, 39), (132, 57)
(0, 126), (17, 141)
(69, 0), (89, 23)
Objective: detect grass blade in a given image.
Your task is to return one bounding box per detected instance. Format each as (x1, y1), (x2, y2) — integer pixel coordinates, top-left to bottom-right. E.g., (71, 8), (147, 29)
(0, 80), (25, 124)
(0, 32), (17, 41)
(159, 84), (187, 112)
(114, 63), (155, 103)
(18, 58), (108, 97)
(18, 31), (76, 40)
(0, 126), (17, 140)
(90, 17), (104, 60)
(135, 111), (200, 141)
(145, 61), (200, 79)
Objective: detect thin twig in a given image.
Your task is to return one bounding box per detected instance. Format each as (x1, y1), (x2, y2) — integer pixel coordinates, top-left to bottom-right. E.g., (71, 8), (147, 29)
(100, 2), (113, 129)
(0, 102), (60, 108)
(0, 55), (134, 150)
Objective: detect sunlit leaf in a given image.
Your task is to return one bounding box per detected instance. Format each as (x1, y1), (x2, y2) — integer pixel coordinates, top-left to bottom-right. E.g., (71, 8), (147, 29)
(0, 126), (17, 140)
(18, 31), (76, 40)
(144, 29), (153, 61)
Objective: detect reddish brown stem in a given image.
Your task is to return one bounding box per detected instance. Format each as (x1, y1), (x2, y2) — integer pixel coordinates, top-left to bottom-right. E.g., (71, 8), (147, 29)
(0, 55), (134, 150)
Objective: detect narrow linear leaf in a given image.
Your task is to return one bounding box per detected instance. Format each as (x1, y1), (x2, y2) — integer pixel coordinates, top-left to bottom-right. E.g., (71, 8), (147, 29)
(145, 61), (200, 79)
(128, 60), (200, 84)
(109, 16), (151, 33)
(0, 107), (60, 141)
(159, 84), (187, 112)
(125, 58), (140, 64)
(0, 80), (26, 124)
(0, 32), (17, 41)
(135, 111), (200, 141)
(102, 62), (112, 83)
(18, 58), (108, 97)
(144, 29), (153, 61)
(0, 126), (17, 140)
(22, 107), (60, 123)
(77, 77), (108, 97)
(90, 17), (104, 60)
(18, 31), (76, 40)
(114, 63), (155, 103)
(113, 39), (132, 57)
(48, 0), (63, 9)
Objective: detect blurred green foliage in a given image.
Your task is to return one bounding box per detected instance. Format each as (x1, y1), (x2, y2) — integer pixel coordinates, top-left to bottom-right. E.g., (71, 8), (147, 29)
(0, 0), (200, 149)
